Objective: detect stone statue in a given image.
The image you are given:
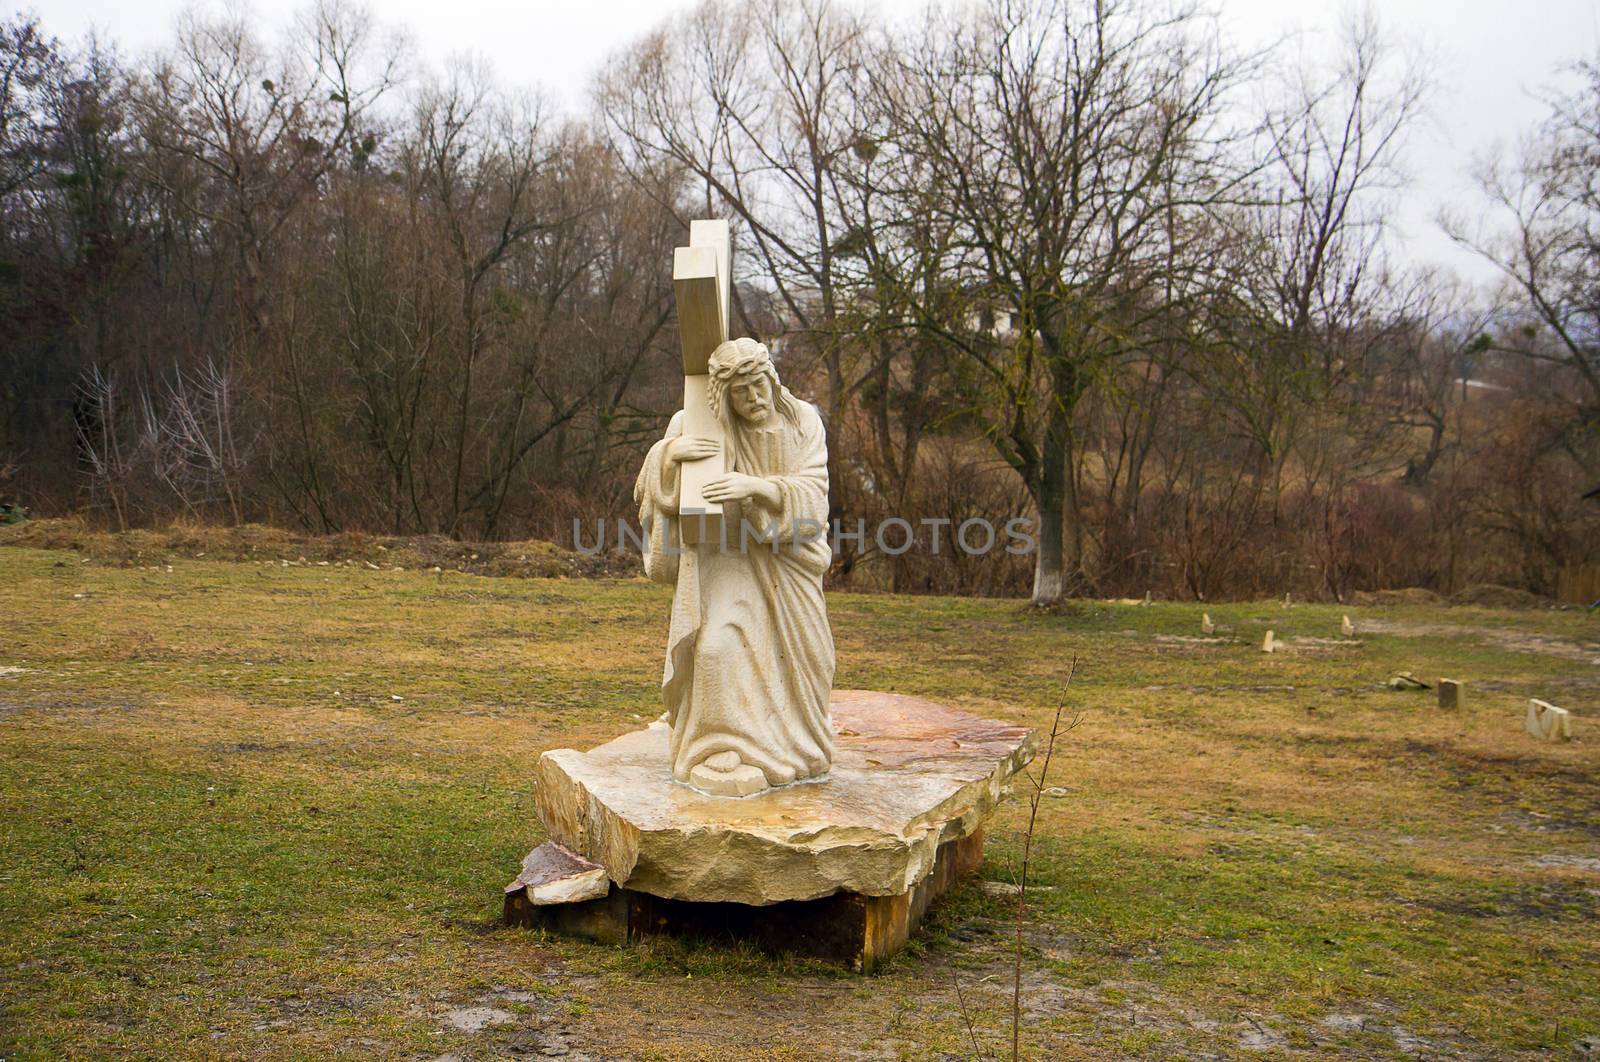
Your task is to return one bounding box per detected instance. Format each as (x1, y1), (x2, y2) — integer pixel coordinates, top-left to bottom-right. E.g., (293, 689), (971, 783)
(633, 337), (835, 796)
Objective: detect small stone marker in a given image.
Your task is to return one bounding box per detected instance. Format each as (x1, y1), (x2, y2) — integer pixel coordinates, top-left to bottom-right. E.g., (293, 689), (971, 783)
(1201, 612), (1215, 635)
(1341, 614), (1355, 637)
(1526, 699), (1572, 742)
(1262, 630), (1277, 653)
(1283, 592), (1292, 608)
(1144, 590), (1153, 606)
(1438, 679), (1464, 710)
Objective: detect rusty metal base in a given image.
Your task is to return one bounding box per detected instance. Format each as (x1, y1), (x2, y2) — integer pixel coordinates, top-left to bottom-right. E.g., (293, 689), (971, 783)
(504, 829), (985, 973)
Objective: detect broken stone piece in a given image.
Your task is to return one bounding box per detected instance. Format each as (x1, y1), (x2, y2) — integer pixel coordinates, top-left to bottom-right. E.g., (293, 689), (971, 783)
(1341, 614), (1355, 637)
(1526, 699), (1572, 742)
(505, 841), (610, 906)
(1389, 673), (1431, 690)
(1262, 630), (1276, 653)
(1438, 679), (1464, 710)
(1201, 612), (1214, 635)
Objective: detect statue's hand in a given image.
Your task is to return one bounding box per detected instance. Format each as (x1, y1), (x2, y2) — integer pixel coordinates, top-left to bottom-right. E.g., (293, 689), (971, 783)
(668, 436), (720, 463)
(703, 472), (774, 505)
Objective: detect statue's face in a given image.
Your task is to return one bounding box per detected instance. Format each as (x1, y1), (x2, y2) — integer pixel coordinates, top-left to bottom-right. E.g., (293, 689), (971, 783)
(728, 371), (773, 424)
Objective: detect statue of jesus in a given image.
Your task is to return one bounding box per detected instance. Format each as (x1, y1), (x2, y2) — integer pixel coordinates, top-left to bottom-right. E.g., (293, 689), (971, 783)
(633, 337), (835, 796)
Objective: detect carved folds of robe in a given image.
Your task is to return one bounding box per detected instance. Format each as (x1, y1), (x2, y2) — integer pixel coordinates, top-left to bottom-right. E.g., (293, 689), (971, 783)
(633, 398), (835, 787)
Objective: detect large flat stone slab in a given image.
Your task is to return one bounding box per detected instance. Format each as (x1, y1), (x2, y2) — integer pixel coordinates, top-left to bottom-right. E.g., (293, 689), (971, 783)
(533, 690), (1036, 906)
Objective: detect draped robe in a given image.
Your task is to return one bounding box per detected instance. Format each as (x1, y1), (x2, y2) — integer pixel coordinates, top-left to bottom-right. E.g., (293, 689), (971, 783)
(633, 395), (835, 787)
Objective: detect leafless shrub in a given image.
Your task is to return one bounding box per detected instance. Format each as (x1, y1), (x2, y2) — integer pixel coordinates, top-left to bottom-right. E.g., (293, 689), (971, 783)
(72, 365), (149, 531)
(150, 357), (257, 525)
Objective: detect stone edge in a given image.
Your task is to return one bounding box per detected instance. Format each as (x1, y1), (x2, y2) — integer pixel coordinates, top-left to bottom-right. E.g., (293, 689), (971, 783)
(532, 719), (1038, 906)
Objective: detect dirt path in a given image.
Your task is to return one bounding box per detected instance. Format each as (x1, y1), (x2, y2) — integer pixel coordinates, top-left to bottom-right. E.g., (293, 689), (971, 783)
(1360, 618), (1600, 667)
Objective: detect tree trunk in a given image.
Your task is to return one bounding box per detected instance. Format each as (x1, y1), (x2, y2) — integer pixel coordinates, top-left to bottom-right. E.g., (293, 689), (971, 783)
(1063, 431), (1088, 591)
(1402, 416), (1445, 486)
(1032, 492), (1066, 605)
(1030, 397), (1072, 606)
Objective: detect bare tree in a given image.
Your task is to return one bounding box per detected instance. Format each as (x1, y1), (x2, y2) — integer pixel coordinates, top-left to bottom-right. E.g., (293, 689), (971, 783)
(1445, 51), (1600, 419)
(73, 364), (147, 530)
(151, 357), (256, 524)
(1202, 10), (1426, 515)
(869, 0), (1251, 604)
(138, 0), (402, 337)
(1392, 280), (1492, 487)
(597, 0), (874, 413)
(404, 63), (574, 534)
(0, 15), (57, 201)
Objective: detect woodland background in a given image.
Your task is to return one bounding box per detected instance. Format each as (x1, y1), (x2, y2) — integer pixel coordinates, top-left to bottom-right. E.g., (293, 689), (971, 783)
(2, 0), (1597, 604)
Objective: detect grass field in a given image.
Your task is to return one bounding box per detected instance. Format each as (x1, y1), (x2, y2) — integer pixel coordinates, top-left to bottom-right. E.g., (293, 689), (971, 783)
(2, 540), (1598, 1059)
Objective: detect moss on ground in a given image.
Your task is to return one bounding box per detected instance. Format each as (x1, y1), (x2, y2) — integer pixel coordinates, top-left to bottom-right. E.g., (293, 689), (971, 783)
(1, 544), (1597, 1059)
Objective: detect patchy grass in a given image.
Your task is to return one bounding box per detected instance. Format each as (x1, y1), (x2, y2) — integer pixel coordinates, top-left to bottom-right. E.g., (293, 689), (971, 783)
(1, 544), (1597, 1059)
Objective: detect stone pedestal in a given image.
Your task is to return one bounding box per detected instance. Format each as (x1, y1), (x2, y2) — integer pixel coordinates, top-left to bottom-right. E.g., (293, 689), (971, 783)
(506, 690), (1035, 970)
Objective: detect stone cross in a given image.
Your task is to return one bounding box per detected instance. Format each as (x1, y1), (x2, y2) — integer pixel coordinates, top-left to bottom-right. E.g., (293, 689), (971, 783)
(672, 220), (732, 545)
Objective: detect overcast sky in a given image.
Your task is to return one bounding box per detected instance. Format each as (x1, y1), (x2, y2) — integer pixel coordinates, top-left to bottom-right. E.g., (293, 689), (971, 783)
(33, 0), (1600, 289)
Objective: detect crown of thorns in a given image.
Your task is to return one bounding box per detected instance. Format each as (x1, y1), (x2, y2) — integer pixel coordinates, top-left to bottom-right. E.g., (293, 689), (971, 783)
(706, 338), (778, 420)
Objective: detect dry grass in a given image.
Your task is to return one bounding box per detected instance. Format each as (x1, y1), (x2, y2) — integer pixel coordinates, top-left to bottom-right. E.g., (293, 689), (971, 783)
(0, 516), (625, 579)
(1, 541), (1598, 1059)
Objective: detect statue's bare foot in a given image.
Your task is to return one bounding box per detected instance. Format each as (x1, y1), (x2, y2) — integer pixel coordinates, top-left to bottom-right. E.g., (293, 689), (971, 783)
(688, 750), (769, 797)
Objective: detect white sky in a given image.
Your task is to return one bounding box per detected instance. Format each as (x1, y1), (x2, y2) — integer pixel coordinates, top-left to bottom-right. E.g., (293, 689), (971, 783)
(33, 0), (1600, 289)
